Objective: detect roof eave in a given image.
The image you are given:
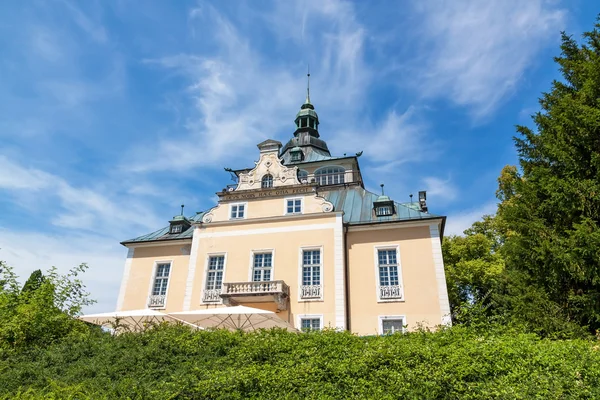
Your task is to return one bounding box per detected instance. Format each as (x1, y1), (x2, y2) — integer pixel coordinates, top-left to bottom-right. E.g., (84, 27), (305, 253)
(346, 215), (445, 228)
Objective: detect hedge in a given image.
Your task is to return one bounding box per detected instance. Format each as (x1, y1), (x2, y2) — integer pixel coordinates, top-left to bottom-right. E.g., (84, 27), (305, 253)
(1, 325), (599, 399)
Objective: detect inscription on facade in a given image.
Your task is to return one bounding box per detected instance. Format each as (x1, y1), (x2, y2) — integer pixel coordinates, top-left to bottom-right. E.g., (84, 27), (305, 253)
(219, 186), (314, 201)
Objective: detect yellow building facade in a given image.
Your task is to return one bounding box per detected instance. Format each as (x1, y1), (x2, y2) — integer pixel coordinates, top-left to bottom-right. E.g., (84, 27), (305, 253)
(117, 94), (451, 335)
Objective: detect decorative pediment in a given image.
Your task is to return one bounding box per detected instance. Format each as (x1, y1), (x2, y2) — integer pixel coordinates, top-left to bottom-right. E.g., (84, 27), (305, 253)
(235, 140), (301, 191)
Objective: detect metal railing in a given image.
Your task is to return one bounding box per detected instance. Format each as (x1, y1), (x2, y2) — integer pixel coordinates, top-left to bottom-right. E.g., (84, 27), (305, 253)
(202, 289), (222, 303)
(300, 284), (322, 299)
(147, 294), (166, 308)
(379, 285), (403, 300)
(222, 280), (289, 296)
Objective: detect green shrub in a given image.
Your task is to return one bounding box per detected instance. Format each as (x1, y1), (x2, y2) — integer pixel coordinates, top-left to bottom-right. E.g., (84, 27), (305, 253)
(1, 324), (599, 399)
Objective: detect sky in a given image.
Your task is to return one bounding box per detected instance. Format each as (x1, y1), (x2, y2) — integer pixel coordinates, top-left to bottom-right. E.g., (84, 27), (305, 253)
(0, 0), (598, 313)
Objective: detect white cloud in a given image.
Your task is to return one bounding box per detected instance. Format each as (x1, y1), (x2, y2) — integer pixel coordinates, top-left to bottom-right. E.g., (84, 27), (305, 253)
(423, 176), (458, 204)
(128, 0), (373, 173)
(0, 156), (162, 235)
(332, 107), (431, 171)
(412, 0), (565, 117)
(445, 201), (498, 236)
(0, 156), (52, 190)
(61, 1), (108, 44)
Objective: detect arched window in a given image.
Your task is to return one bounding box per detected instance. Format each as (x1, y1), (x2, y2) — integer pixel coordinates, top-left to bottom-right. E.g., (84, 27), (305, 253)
(298, 169), (308, 183)
(261, 174), (273, 188)
(315, 166), (345, 186)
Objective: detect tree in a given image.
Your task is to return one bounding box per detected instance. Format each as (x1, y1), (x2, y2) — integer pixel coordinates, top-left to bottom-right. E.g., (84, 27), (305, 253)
(21, 269), (44, 294)
(442, 215), (505, 324)
(498, 19), (600, 334)
(0, 262), (95, 349)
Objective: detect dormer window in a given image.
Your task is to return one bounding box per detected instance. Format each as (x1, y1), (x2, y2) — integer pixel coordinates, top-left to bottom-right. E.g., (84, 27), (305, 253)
(261, 174), (273, 188)
(290, 147), (303, 162)
(375, 205), (394, 217)
(373, 185), (395, 217)
(168, 206), (191, 234)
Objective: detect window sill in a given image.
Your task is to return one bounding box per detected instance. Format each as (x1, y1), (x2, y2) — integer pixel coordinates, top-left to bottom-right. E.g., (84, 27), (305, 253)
(377, 298), (405, 303)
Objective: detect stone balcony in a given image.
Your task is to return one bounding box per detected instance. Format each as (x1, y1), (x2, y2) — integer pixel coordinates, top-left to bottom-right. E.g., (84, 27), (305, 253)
(220, 280), (290, 311)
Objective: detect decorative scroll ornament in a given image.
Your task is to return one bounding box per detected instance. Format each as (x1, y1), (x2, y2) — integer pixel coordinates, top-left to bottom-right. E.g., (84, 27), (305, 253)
(202, 213), (213, 223)
(315, 195), (334, 213)
(235, 152), (300, 191)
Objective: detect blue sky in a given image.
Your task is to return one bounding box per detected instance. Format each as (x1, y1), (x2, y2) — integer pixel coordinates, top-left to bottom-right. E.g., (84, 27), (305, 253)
(0, 0), (597, 312)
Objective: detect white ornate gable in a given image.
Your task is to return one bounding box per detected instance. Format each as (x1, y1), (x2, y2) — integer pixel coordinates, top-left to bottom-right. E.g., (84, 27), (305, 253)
(236, 139), (300, 191)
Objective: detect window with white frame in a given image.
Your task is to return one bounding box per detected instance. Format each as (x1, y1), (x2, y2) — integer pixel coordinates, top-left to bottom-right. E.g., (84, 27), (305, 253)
(148, 262), (171, 307)
(261, 174), (273, 188)
(378, 249), (402, 300)
(230, 203), (245, 219)
(170, 224), (183, 234)
(252, 252), (273, 282)
(375, 205), (393, 217)
(286, 198), (302, 214)
(380, 316), (405, 334)
(300, 317), (322, 331)
(204, 255), (224, 302)
(301, 249), (321, 299)
(315, 166), (345, 186)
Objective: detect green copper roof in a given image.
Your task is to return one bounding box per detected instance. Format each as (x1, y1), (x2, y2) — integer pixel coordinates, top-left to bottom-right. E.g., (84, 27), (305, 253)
(321, 187), (439, 225)
(121, 212), (204, 245)
(375, 195), (391, 202)
(295, 107), (319, 120)
(122, 188), (442, 245)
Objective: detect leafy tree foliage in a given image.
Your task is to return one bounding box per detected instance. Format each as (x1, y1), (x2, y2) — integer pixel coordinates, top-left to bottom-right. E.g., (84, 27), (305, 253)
(442, 215), (504, 323)
(20, 270), (44, 294)
(499, 21), (600, 333)
(0, 261), (94, 350)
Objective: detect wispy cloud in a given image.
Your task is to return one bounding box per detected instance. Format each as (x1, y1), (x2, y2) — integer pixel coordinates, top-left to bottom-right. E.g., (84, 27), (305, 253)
(423, 177), (458, 204)
(411, 0), (565, 118)
(0, 156), (161, 235)
(445, 201), (498, 236)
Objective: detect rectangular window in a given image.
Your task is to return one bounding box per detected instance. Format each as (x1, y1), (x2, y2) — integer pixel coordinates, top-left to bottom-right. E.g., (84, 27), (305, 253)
(377, 248), (402, 300)
(206, 256), (225, 290)
(378, 249), (399, 286)
(381, 317), (405, 334)
(152, 263), (171, 296)
(375, 205), (393, 217)
(170, 224), (183, 234)
(300, 318), (321, 331)
(302, 250), (321, 286)
(286, 198), (302, 214)
(230, 203), (245, 219)
(252, 252), (273, 282)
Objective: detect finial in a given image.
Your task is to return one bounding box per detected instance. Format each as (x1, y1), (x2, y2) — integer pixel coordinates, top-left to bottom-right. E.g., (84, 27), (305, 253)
(409, 194), (413, 202)
(380, 183), (385, 195)
(180, 204), (185, 216)
(306, 64), (311, 103)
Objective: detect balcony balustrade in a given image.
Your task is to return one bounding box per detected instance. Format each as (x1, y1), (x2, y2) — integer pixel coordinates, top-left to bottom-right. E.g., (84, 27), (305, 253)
(221, 280), (289, 311)
(299, 170), (362, 187)
(300, 284), (322, 299)
(379, 285), (403, 300)
(147, 294), (166, 308)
